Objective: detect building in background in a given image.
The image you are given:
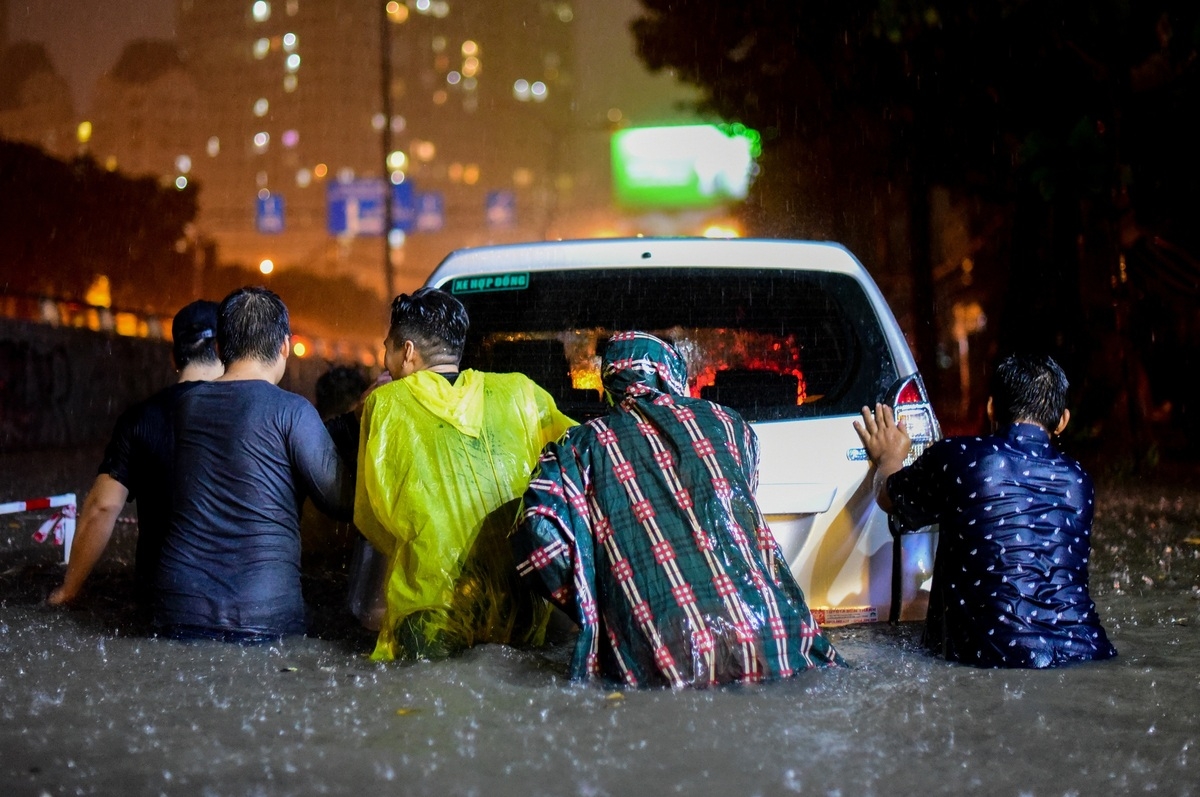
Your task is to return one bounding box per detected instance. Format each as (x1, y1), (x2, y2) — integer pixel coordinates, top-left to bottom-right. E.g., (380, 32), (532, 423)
(88, 40), (204, 179)
(0, 40), (75, 159)
(175, 0), (578, 295)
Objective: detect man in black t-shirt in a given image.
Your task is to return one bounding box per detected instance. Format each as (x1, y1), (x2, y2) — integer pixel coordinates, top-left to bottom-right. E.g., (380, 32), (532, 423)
(155, 287), (354, 641)
(49, 300), (224, 607)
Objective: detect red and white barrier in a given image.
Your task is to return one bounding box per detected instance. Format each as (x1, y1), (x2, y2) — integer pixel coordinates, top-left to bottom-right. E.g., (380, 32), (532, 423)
(0, 494), (76, 564)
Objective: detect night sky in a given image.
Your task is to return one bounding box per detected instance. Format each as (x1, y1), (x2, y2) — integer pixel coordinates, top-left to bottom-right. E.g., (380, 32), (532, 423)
(4, 0), (699, 124)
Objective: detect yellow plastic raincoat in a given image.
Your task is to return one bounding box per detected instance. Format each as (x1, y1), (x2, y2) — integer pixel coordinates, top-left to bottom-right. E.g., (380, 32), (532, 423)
(354, 369), (575, 661)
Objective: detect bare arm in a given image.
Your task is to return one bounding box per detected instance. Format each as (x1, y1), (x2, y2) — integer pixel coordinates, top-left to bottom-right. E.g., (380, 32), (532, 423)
(47, 474), (130, 605)
(852, 403), (911, 513)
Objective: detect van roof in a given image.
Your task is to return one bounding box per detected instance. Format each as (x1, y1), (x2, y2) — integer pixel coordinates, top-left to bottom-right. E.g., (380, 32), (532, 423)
(427, 238), (869, 284)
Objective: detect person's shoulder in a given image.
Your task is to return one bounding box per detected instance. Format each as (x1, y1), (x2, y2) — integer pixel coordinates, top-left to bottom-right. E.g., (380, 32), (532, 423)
(477, 369), (534, 389)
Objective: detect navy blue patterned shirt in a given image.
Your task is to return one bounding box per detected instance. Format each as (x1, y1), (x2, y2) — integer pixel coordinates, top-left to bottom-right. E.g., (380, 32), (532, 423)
(886, 423), (1116, 668)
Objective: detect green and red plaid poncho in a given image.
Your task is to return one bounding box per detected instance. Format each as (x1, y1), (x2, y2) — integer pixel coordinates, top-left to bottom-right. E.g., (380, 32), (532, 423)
(514, 332), (844, 688)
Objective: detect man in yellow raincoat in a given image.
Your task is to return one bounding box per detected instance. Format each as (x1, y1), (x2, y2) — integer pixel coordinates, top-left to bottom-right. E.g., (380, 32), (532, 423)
(354, 288), (575, 660)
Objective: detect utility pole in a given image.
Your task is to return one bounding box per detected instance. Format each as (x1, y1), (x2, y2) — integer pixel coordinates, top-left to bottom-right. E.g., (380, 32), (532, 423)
(379, 2), (396, 299)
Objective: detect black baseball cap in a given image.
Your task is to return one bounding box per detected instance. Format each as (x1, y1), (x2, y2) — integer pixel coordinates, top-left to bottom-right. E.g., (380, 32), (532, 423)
(171, 300), (219, 346)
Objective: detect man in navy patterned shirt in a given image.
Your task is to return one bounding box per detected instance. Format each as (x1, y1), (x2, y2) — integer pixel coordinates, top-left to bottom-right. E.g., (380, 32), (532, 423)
(854, 353), (1116, 668)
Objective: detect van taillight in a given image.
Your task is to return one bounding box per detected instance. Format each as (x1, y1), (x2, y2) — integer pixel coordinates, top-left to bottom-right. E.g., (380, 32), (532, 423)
(890, 375), (942, 466)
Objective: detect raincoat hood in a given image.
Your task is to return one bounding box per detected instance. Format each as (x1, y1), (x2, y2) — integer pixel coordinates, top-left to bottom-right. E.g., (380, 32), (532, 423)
(601, 331), (689, 402)
(396, 369), (487, 437)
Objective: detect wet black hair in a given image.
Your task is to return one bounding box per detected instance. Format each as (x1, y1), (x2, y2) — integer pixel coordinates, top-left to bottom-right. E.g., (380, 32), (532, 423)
(174, 335), (220, 371)
(989, 352), (1069, 430)
(217, 286), (290, 367)
(387, 287), (468, 363)
(314, 364), (369, 419)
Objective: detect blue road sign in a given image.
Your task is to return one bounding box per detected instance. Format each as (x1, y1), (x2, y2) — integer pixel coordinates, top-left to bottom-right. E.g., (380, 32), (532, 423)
(327, 179), (385, 236)
(392, 181), (416, 233)
(485, 190), (517, 229)
(256, 194), (285, 234)
(415, 191), (445, 232)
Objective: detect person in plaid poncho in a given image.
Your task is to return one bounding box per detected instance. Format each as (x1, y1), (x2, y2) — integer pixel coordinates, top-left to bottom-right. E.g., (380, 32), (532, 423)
(514, 332), (844, 688)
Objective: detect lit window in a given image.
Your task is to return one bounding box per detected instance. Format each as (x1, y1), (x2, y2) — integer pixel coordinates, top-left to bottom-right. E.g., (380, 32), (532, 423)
(286, 0), (298, 15)
(254, 132), (270, 150)
(77, 121), (93, 143)
(386, 150), (407, 170)
(416, 0), (431, 12)
(431, 35), (446, 53)
(391, 116), (406, 133)
(446, 71), (461, 86)
(259, 258), (274, 274)
(337, 167), (355, 182)
(105, 155), (118, 171)
(462, 56), (479, 77)
(461, 40), (478, 57)
(531, 81), (547, 101)
(462, 164), (480, 185)
(512, 167), (533, 187)
(256, 171), (269, 187)
(557, 3), (573, 23)
(283, 74), (298, 92)
(432, 90), (447, 105)
(462, 77), (477, 91)
(254, 98), (269, 117)
(286, 53), (301, 71)
(258, 188), (271, 200)
(175, 176), (189, 190)
(412, 140), (436, 161)
(282, 129), (299, 148)
(513, 79), (530, 100)
(296, 168), (312, 187)
(389, 170), (405, 185)
(252, 1), (270, 22)
(176, 154), (192, 173)
(431, 1), (449, 18)
(371, 113), (386, 131)
(313, 163), (328, 178)
(386, 2), (408, 22)
(207, 136), (220, 156)
(448, 163), (463, 182)
(282, 32), (297, 51)
(253, 38), (270, 58)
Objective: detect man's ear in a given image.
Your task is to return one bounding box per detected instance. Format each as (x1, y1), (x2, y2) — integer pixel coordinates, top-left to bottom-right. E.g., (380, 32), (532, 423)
(986, 397), (995, 431)
(1054, 408), (1070, 436)
(278, 338), (290, 360)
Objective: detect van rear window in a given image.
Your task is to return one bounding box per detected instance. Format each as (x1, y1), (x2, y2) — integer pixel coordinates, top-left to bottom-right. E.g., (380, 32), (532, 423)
(440, 268), (898, 422)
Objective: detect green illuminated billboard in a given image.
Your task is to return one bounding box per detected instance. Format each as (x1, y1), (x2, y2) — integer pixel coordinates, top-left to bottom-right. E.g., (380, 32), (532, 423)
(611, 124), (760, 209)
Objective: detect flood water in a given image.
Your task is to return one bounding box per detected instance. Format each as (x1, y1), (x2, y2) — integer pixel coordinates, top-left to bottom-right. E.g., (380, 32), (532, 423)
(2, 448), (1198, 796)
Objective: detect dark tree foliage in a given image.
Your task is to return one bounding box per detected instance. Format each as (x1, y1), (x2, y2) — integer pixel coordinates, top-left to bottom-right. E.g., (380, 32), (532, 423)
(634, 1), (1200, 455)
(0, 139), (198, 311)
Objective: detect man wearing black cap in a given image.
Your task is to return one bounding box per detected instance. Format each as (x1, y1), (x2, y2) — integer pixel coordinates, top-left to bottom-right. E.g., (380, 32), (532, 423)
(155, 286), (354, 641)
(49, 300), (224, 607)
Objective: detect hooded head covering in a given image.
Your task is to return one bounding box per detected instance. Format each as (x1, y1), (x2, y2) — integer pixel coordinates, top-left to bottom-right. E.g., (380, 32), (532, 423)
(601, 331), (689, 402)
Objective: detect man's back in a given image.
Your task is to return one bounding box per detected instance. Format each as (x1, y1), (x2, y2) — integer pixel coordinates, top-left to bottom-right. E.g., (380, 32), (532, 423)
(156, 380), (349, 639)
(355, 368), (574, 659)
(888, 423), (1116, 667)
(99, 380), (205, 601)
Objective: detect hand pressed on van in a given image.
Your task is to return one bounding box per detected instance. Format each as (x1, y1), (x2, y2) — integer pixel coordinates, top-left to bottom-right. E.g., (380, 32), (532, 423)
(853, 403), (910, 513)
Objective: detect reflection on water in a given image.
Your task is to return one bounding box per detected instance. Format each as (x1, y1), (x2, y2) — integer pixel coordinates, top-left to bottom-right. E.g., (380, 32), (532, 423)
(2, 451), (1198, 794)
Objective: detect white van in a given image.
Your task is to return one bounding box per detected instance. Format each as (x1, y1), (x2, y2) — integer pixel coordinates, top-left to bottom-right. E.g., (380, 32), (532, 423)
(424, 238), (941, 625)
